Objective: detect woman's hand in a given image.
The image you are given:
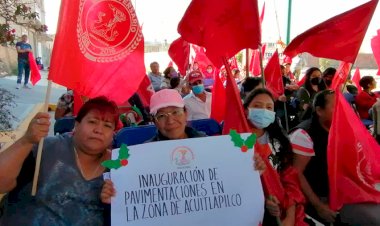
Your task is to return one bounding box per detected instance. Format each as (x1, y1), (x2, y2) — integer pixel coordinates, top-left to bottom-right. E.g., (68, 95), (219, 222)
(265, 196), (281, 217)
(100, 179), (116, 204)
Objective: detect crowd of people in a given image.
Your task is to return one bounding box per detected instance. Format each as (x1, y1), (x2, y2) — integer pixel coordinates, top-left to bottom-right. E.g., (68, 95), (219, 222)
(1, 59), (380, 226)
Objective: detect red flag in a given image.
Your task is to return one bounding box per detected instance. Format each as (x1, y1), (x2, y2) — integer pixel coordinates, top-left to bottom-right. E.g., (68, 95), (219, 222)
(178, 0), (261, 67)
(49, 0), (145, 104)
(330, 62), (351, 90)
(73, 91), (83, 116)
(192, 46), (214, 72)
(168, 37), (190, 75)
(210, 71), (226, 123)
(250, 45), (266, 76)
(222, 61), (250, 134)
(28, 52), (41, 85)
(284, 0), (378, 63)
(352, 67), (361, 90)
(328, 91), (380, 211)
(264, 50), (284, 98)
(371, 29), (380, 75)
(259, 2), (265, 23)
(136, 75), (155, 107)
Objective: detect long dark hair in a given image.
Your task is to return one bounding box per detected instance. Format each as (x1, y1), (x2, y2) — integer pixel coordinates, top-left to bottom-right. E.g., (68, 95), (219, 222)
(243, 88), (293, 170)
(304, 67), (323, 95)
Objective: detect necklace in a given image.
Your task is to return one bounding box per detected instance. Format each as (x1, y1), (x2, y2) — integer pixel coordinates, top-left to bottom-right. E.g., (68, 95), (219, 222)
(74, 147), (103, 180)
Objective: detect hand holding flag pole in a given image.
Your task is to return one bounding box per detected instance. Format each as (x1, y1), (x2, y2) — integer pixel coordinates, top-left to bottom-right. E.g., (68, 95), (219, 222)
(31, 80), (52, 196)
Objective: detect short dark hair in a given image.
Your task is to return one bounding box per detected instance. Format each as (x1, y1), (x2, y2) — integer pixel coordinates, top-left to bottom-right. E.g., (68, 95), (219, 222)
(313, 90), (335, 111)
(163, 66), (174, 78)
(241, 77), (262, 93)
(322, 67), (336, 78)
(170, 77), (180, 89)
(150, 61), (159, 67)
(359, 76), (374, 89)
(76, 96), (119, 128)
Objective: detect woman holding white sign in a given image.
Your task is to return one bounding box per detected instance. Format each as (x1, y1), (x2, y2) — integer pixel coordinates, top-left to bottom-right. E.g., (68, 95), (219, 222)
(243, 88), (306, 226)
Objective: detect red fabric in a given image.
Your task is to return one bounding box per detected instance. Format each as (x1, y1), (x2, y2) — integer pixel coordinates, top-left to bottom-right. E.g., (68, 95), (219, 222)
(352, 67), (361, 90)
(73, 91), (83, 116)
(28, 52), (41, 85)
(49, 0), (145, 104)
(283, 0), (378, 63)
(297, 75), (306, 86)
(222, 63), (250, 134)
(264, 50), (284, 98)
(371, 29), (380, 75)
(178, 0), (261, 67)
(136, 75), (155, 107)
(250, 44), (266, 76)
(192, 46), (214, 72)
(255, 143), (307, 226)
(328, 91), (380, 211)
(168, 37), (190, 75)
(259, 2), (265, 23)
(230, 56), (238, 70)
(330, 62), (351, 90)
(210, 71), (226, 123)
(355, 91), (378, 119)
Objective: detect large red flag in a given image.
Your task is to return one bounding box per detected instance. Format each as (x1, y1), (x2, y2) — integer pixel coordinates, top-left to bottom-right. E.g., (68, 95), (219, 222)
(250, 44), (266, 76)
(222, 63), (250, 134)
(168, 37), (190, 75)
(371, 29), (380, 75)
(284, 0), (378, 63)
(330, 62), (351, 90)
(178, 0), (261, 67)
(28, 52), (41, 85)
(49, 0), (145, 104)
(191, 46), (214, 72)
(136, 75), (155, 107)
(264, 50), (284, 98)
(328, 91), (380, 211)
(210, 71), (226, 123)
(352, 67), (361, 90)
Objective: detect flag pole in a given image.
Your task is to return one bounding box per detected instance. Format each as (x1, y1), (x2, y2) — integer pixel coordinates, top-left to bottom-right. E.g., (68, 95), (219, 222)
(341, 63), (355, 93)
(31, 80), (52, 196)
(246, 48), (250, 78)
(258, 44), (266, 87)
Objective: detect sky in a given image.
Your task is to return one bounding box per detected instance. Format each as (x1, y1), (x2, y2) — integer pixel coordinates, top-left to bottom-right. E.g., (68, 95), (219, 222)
(44, 0), (380, 53)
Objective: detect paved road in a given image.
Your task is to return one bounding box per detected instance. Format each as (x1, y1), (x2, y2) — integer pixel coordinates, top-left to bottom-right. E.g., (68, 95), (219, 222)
(0, 70), (67, 135)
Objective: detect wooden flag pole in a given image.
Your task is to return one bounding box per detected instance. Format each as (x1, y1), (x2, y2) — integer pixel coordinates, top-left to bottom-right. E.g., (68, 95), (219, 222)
(258, 44), (266, 87)
(246, 48), (250, 78)
(31, 80), (53, 196)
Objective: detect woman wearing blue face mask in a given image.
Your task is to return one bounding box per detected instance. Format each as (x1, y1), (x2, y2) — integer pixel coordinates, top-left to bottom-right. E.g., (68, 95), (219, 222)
(243, 88), (307, 226)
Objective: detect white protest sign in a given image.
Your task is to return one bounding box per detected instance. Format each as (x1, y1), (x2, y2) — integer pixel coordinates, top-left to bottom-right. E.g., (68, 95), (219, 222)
(110, 134), (265, 226)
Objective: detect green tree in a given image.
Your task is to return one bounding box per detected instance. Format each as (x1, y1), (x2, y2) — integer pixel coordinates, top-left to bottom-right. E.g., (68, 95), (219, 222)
(0, 0), (48, 45)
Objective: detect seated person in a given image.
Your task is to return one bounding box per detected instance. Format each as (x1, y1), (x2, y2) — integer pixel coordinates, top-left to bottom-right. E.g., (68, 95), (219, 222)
(0, 96), (119, 226)
(355, 76), (379, 120)
(55, 89), (74, 120)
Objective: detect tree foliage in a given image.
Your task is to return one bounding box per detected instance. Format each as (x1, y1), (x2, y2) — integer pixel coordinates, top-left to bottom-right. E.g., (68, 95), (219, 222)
(0, 0), (48, 45)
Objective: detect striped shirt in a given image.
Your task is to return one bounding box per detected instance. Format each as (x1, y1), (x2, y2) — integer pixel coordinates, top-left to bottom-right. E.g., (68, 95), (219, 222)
(289, 128), (315, 156)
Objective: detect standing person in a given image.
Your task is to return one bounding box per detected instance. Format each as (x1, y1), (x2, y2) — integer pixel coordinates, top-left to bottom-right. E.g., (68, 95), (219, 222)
(355, 76), (379, 120)
(148, 61), (162, 92)
(296, 67), (325, 121)
(16, 34), (32, 89)
(0, 96), (119, 226)
(183, 70), (212, 121)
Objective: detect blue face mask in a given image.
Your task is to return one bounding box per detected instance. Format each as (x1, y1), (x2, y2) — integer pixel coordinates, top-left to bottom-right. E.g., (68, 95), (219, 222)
(248, 108), (276, 129)
(192, 84), (205, 94)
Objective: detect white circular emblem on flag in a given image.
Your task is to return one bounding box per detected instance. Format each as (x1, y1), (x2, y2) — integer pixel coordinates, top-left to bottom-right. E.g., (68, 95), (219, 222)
(77, 0), (142, 62)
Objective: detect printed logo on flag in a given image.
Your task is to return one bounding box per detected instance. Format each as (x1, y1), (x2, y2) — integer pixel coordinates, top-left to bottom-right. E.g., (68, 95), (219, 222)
(171, 146), (195, 168)
(77, 0), (142, 62)
(356, 141), (380, 191)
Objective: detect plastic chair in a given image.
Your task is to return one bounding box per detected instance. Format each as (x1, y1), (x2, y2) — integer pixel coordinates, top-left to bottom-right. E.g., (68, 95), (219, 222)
(113, 125), (157, 148)
(188, 118), (222, 136)
(54, 116), (75, 135)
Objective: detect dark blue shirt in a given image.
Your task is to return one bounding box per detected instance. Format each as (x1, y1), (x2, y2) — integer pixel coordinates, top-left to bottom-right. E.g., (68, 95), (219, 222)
(16, 41), (32, 60)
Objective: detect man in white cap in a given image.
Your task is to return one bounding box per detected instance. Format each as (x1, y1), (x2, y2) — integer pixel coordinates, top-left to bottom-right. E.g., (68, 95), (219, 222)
(183, 70), (212, 121)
